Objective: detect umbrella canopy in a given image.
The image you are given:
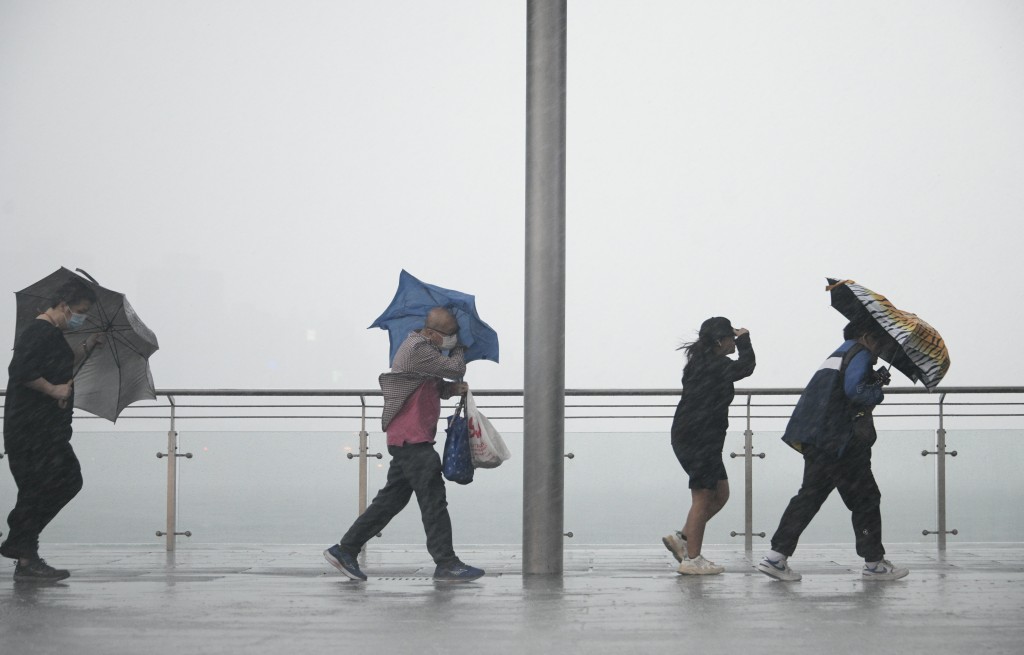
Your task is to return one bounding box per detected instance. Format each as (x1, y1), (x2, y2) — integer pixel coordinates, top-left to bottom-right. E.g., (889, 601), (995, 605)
(826, 278), (950, 390)
(370, 270), (499, 366)
(15, 268), (159, 421)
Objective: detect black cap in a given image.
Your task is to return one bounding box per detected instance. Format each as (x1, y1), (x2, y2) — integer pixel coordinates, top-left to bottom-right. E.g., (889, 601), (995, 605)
(699, 317), (734, 343)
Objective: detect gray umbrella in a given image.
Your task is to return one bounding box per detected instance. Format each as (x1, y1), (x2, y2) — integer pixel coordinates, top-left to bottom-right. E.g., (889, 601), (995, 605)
(14, 267), (159, 422)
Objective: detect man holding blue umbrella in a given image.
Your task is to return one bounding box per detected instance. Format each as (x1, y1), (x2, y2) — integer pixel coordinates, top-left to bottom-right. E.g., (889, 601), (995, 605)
(324, 306), (485, 582)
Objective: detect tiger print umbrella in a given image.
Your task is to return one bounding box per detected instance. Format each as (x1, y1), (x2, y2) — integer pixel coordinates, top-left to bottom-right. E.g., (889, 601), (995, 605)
(826, 278), (950, 390)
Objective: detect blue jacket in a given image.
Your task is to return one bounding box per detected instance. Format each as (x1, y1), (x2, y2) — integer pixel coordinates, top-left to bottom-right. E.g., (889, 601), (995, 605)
(782, 340), (885, 456)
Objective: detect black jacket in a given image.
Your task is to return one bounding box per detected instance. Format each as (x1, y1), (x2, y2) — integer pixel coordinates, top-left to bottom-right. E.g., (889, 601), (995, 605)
(670, 333), (756, 452)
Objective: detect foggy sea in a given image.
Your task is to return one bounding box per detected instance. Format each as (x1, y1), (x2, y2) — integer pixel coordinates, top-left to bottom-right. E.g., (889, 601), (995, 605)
(2, 428), (1019, 548)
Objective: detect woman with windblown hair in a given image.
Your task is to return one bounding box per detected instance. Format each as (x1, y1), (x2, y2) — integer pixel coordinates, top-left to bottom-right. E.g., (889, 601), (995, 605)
(663, 317), (755, 575)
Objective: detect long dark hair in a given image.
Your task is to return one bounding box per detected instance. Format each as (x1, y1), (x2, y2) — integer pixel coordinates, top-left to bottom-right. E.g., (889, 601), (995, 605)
(678, 316), (733, 373)
(677, 335), (717, 373)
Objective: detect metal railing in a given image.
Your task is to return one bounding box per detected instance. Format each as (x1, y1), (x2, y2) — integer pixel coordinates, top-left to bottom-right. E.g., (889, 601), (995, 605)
(1, 386), (1021, 552)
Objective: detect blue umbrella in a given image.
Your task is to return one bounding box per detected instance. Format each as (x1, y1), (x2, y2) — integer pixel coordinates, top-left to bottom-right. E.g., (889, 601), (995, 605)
(370, 270), (499, 366)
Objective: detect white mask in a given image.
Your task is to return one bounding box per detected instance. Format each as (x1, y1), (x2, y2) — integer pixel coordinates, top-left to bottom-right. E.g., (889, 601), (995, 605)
(440, 334), (459, 350)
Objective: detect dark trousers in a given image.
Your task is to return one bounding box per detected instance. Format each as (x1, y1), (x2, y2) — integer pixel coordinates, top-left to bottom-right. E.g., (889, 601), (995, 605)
(2, 441), (83, 559)
(339, 442), (457, 565)
(770, 434), (884, 562)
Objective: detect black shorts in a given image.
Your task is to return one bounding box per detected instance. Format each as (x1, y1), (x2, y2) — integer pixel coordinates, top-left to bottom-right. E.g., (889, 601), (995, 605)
(672, 439), (728, 490)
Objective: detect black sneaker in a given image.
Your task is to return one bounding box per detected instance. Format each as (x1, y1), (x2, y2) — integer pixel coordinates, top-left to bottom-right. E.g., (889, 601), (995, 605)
(433, 561), (484, 582)
(13, 558), (70, 582)
(323, 544), (367, 581)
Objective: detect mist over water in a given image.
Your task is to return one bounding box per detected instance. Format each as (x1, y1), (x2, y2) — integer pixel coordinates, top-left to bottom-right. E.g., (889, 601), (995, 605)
(3, 428), (1019, 549)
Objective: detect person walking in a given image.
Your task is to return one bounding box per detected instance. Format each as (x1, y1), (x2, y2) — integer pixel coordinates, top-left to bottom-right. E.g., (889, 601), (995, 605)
(2, 279), (101, 582)
(757, 320), (908, 582)
(324, 307), (484, 582)
(665, 317), (755, 575)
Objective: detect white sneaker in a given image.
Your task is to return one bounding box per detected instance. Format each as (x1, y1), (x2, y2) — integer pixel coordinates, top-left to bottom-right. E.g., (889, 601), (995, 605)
(662, 531), (688, 563)
(862, 559), (909, 581)
(676, 554), (724, 575)
(757, 555), (802, 581)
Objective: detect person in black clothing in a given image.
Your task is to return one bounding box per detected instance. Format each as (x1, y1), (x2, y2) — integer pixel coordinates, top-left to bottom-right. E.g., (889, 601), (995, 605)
(1, 279), (100, 582)
(665, 317), (755, 575)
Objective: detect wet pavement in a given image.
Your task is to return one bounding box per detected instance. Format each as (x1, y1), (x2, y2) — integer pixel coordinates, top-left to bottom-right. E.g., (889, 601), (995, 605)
(0, 543), (1022, 654)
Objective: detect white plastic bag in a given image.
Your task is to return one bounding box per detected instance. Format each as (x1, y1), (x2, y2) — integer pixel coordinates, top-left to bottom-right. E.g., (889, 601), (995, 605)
(465, 390), (511, 468)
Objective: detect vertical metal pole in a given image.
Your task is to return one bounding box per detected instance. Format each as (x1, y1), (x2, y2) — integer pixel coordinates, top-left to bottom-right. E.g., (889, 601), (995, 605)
(359, 396), (369, 516)
(744, 396), (754, 553)
(936, 393), (947, 552)
(524, 0), (567, 575)
(166, 396), (177, 552)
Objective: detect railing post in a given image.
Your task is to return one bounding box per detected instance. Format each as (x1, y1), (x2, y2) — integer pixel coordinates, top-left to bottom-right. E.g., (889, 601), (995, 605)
(165, 396), (177, 552)
(359, 395), (369, 516)
(936, 393), (949, 551)
(922, 391), (958, 549)
(744, 396), (754, 553)
(729, 394), (765, 549)
(345, 394), (382, 556)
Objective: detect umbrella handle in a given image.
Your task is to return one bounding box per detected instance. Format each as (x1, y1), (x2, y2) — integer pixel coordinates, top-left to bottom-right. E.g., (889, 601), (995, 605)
(73, 333), (107, 377)
(72, 315), (118, 377)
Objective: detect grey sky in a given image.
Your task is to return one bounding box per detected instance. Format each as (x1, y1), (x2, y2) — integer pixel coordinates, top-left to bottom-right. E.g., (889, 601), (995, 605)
(2, 0), (1022, 395)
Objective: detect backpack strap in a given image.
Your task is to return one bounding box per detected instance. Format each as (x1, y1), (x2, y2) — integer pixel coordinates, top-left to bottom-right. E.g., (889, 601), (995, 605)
(839, 341), (872, 420)
(839, 342), (867, 378)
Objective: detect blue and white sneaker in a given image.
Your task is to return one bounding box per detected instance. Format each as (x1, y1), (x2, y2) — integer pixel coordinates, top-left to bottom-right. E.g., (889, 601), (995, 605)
(862, 559), (909, 581)
(757, 555), (801, 581)
(433, 561), (485, 582)
(323, 544), (367, 581)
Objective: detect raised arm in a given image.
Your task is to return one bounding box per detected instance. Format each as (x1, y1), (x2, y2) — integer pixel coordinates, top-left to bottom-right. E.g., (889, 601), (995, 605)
(722, 332), (756, 382)
(398, 339), (467, 380)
